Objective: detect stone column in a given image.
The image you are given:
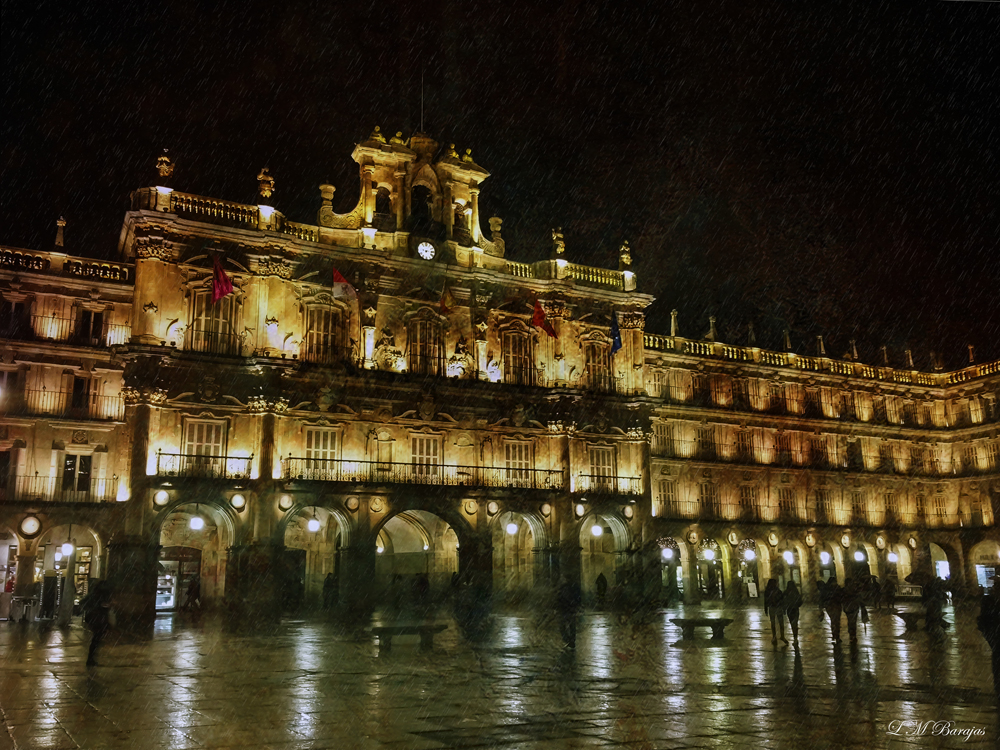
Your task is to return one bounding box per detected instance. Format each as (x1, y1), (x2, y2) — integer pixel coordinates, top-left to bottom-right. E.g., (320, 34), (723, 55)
(225, 542), (283, 628)
(394, 170), (407, 229)
(13, 554), (36, 598)
(619, 310), (645, 395)
(106, 537), (160, 635)
(469, 185), (480, 243)
(362, 166), (375, 224)
(443, 181), (454, 240)
(125, 401), (152, 536)
(259, 411), (276, 482)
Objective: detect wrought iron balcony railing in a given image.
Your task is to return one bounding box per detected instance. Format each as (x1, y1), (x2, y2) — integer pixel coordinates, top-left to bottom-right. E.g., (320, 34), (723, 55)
(12, 390), (126, 421)
(4, 475), (118, 503)
(183, 327), (248, 357)
(282, 458), (563, 490)
(575, 474), (643, 496)
(582, 366), (623, 394)
(156, 452), (253, 479)
(0, 315), (130, 347)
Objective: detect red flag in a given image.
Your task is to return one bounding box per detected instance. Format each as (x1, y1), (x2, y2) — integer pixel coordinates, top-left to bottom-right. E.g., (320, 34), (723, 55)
(531, 299), (557, 338)
(440, 285), (456, 314)
(211, 256), (234, 304)
(332, 268), (357, 300)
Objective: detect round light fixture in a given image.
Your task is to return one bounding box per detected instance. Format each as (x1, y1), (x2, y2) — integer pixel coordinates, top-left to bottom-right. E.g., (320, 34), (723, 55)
(591, 525), (603, 537)
(703, 548), (716, 561)
(575, 504), (585, 517)
(819, 551), (832, 565)
(422, 544), (429, 551)
(506, 522), (519, 536)
(61, 542), (74, 556)
(54, 552), (63, 562)
(19, 516), (41, 537)
(853, 550), (865, 562)
(377, 545), (384, 554)
(540, 503), (551, 517)
(231, 493), (246, 510)
(189, 516), (205, 531)
(623, 505), (634, 519)
(153, 490), (170, 506)
(887, 552), (899, 563)
(487, 501), (499, 515)
(782, 550), (794, 565)
(307, 518), (321, 533)
(278, 494), (294, 511)
(662, 548), (674, 560)
(744, 549), (756, 562)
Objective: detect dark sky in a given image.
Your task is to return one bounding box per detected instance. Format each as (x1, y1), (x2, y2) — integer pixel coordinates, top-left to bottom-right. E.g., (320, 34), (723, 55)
(2, 0), (998, 368)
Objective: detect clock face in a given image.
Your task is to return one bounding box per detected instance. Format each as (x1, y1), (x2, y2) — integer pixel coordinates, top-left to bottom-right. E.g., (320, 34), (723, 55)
(20, 515), (41, 537)
(417, 241), (436, 260)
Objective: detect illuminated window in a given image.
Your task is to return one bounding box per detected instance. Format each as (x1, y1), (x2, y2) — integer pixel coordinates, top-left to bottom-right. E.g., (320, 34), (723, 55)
(408, 317), (443, 376)
(740, 485), (759, 519)
(656, 479), (678, 517)
(502, 331), (534, 385)
(411, 436), (440, 478)
(584, 342), (613, 392)
(305, 429), (338, 469)
(303, 307), (341, 364)
(504, 441), (532, 482)
(699, 482), (720, 518)
(189, 291), (239, 355)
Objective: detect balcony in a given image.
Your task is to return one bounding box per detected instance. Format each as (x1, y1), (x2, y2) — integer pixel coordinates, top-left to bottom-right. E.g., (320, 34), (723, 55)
(4, 475), (118, 503)
(583, 366), (623, 394)
(10, 390), (126, 421)
(0, 315), (130, 347)
(282, 458), (563, 491)
(503, 364), (539, 387)
(156, 452), (253, 480)
(184, 328), (248, 357)
(575, 474), (642, 497)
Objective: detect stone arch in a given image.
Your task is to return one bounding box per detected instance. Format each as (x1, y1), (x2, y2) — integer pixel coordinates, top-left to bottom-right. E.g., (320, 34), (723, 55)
(578, 512), (632, 599)
(32, 522), (106, 619)
(967, 538), (1000, 592)
(281, 505), (351, 611)
(274, 499), (354, 549)
(489, 510), (549, 602)
(149, 497), (238, 549)
(928, 540), (962, 582)
(373, 508), (461, 605)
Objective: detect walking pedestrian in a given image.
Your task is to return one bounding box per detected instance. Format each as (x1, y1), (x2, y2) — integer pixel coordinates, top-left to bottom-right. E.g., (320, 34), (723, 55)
(976, 574), (1000, 696)
(783, 581), (803, 645)
(819, 579), (843, 643)
(763, 579), (788, 645)
(595, 572), (608, 608)
(80, 580), (113, 667)
(322, 572), (337, 609)
(881, 577), (897, 611)
(842, 577), (868, 643)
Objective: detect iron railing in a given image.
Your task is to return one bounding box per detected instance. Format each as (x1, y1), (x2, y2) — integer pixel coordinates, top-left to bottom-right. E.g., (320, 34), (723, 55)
(575, 474), (642, 496)
(582, 366), (623, 394)
(184, 328), (247, 356)
(5, 475), (118, 503)
(0, 316), (130, 347)
(20, 390), (125, 420)
(282, 458), (563, 490)
(503, 364), (538, 387)
(156, 452), (253, 479)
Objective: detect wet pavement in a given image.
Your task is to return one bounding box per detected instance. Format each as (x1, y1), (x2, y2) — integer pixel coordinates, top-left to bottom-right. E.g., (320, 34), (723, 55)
(1, 602), (997, 749)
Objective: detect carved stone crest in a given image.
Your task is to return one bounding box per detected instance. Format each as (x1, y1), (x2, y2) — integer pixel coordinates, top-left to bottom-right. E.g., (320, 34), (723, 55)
(418, 393), (435, 421)
(71, 430), (88, 444)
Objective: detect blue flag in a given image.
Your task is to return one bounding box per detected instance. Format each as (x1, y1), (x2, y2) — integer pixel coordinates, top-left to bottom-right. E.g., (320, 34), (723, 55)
(610, 311), (622, 355)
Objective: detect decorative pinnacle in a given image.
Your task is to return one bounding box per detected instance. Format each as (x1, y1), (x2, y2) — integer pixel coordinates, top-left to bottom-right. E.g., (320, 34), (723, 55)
(257, 167), (275, 199)
(619, 240), (632, 271)
(55, 216), (66, 247)
(156, 149), (174, 178)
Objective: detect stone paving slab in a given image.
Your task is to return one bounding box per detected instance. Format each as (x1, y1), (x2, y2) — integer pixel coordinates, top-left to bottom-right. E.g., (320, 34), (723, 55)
(2, 603), (998, 749)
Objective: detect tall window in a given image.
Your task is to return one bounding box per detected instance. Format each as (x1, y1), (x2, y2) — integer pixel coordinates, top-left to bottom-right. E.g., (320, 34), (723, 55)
(655, 479), (678, 517)
(189, 291), (239, 355)
(740, 485), (759, 519)
(736, 430), (751, 461)
(411, 436), (440, 478)
(588, 446), (615, 491)
(183, 420), (226, 476)
(884, 493), (899, 522)
(304, 307), (340, 364)
(815, 489), (831, 522)
(70, 377), (94, 414)
(778, 488), (796, 518)
(77, 309), (105, 346)
(697, 425), (716, 459)
(914, 494), (926, 521)
(932, 493), (946, 519)
(502, 331), (534, 385)
(584, 342), (613, 392)
(775, 431), (791, 465)
(850, 491), (866, 522)
(653, 424), (674, 456)
(408, 318), (442, 376)
(305, 429), (337, 467)
(62, 454), (92, 493)
(504, 442), (531, 482)
(969, 397), (985, 424)
(700, 482), (720, 518)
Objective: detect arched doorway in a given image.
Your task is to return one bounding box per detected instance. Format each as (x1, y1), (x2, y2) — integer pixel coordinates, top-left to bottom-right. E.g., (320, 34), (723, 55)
(929, 542), (953, 581)
(579, 513), (630, 601)
(817, 543), (840, 584)
(774, 543), (803, 589)
(156, 503), (232, 612)
(657, 536), (684, 604)
(969, 539), (1000, 594)
(848, 544), (875, 580)
(375, 510), (459, 610)
(492, 511), (545, 604)
(697, 538), (724, 600)
(1, 524), (20, 619)
(736, 539), (761, 599)
(33, 523), (103, 621)
(282, 506), (345, 612)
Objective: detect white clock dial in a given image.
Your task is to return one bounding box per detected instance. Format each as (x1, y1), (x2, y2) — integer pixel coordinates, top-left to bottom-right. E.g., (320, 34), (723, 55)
(20, 515), (41, 537)
(417, 241), (436, 260)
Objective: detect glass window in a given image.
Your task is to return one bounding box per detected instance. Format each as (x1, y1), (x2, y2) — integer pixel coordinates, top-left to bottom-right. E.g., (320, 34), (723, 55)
(411, 436), (440, 477)
(655, 479), (677, 517)
(62, 454), (92, 493)
(189, 291), (238, 354)
(304, 307), (340, 364)
(502, 332), (533, 385)
(504, 442), (531, 481)
(409, 318), (442, 376)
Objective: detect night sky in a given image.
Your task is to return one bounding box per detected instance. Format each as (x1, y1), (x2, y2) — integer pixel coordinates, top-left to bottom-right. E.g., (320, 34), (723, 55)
(2, 0), (998, 368)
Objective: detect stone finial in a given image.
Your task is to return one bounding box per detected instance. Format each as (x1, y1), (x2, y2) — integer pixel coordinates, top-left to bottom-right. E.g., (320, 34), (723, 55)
(880, 345), (889, 366)
(390, 131), (405, 145)
(55, 216), (66, 248)
(319, 184), (335, 206)
(783, 330), (792, 351)
(905, 349), (914, 368)
(551, 227), (565, 257)
(705, 316), (717, 341)
(670, 309), (679, 337)
(257, 168), (275, 200)
(369, 126), (386, 144)
(156, 149), (174, 179)
(816, 335), (826, 356)
(619, 240), (632, 272)
(968, 344), (976, 364)
(849, 339), (859, 361)
(489, 216), (503, 240)
(462, 148), (474, 163)
(748, 322), (757, 346)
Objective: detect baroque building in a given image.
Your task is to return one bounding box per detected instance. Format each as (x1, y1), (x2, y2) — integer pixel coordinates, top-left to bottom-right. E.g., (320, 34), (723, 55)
(1, 128), (998, 629)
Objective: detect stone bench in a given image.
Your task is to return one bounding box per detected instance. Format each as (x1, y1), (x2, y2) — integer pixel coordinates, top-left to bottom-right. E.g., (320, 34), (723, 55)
(371, 624), (448, 655)
(670, 617), (734, 640)
(893, 611), (950, 632)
